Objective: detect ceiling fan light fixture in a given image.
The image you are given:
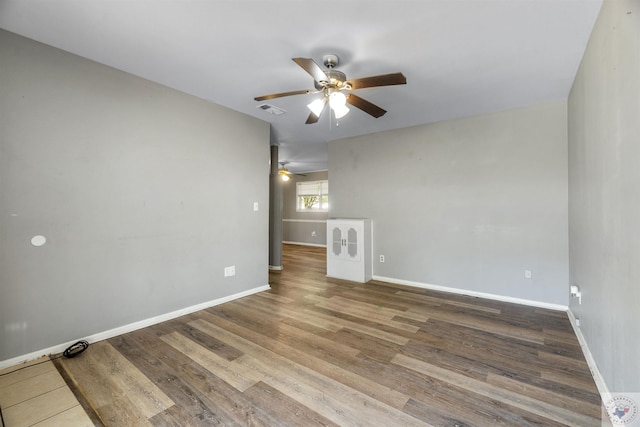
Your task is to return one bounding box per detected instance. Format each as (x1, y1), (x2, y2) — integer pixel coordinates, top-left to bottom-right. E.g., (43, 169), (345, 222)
(278, 165), (292, 181)
(329, 91), (349, 118)
(329, 91), (346, 108)
(307, 98), (326, 117)
(332, 103), (350, 119)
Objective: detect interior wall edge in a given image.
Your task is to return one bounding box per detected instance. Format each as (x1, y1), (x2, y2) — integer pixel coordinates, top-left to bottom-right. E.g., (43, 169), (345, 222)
(372, 275), (568, 312)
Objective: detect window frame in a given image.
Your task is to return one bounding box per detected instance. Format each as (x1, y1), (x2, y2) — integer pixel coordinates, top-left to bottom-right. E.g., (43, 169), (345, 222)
(296, 180), (329, 212)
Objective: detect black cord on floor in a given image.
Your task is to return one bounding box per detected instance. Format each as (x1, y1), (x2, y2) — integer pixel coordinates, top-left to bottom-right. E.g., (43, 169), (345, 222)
(62, 340), (89, 358)
(0, 341), (89, 377)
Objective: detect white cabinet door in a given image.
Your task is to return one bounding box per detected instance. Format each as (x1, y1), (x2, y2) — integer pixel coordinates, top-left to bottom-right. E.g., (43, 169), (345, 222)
(330, 223), (361, 262)
(327, 219), (372, 283)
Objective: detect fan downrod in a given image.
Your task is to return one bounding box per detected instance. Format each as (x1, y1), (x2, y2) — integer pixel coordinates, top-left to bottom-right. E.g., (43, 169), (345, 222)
(323, 54), (340, 69)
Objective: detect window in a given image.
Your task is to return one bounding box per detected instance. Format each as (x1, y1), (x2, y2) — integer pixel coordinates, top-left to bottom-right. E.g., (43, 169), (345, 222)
(296, 180), (328, 212)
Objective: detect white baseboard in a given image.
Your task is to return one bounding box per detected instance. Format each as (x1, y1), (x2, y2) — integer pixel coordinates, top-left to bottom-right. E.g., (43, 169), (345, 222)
(372, 275), (568, 311)
(283, 241), (327, 248)
(567, 309), (610, 404)
(269, 265), (283, 271)
(0, 284), (271, 370)
(282, 219), (327, 223)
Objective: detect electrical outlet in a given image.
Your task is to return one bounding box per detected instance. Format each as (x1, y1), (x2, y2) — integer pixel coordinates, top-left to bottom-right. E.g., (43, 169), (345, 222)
(311, 231), (317, 237)
(224, 265), (236, 277)
(253, 202), (259, 211)
(524, 269), (532, 279)
(379, 255), (385, 263)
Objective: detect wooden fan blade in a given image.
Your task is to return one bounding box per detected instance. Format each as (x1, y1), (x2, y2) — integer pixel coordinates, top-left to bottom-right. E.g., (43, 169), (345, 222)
(255, 89), (315, 101)
(346, 94), (387, 118)
(347, 72), (407, 90)
(293, 58), (329, 83)
(305, 111), (321, 124)
(305, 97), (327, 124)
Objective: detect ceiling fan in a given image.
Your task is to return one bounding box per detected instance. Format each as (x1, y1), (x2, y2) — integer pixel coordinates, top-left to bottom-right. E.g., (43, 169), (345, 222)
(255, 55), (406, 124)
(277, 162), (306, 181)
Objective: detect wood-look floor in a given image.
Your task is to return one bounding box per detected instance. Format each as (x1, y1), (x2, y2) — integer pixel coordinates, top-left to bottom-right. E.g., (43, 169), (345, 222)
(55, 244), (603, 426)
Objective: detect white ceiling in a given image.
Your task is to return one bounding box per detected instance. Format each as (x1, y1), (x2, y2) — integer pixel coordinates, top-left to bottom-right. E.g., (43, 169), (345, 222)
(0, 0), (602, 173)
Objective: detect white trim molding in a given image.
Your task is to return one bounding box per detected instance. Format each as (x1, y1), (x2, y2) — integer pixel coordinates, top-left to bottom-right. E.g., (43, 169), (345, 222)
(283, 241), (327, 248)
(282, 219), (327, 223)
(566, 309), (609, 404)
(372, 275), (568, 311)
(269, 265), (283, 271)
(0, 284), (271, 370)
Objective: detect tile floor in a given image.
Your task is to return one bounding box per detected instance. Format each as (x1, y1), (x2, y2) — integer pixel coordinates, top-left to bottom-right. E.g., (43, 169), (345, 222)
(0, 357), (92, 427)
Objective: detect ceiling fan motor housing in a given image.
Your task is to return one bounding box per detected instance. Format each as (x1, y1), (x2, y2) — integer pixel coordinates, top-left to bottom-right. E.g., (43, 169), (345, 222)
(314, 69), (347, 91)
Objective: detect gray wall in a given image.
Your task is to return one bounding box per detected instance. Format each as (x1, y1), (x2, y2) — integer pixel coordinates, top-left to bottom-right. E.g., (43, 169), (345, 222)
(0, 30), (270, 362)
(568, 0), (639, 392)
(329, 101), (569, 305)
(282, 170), (328, 246)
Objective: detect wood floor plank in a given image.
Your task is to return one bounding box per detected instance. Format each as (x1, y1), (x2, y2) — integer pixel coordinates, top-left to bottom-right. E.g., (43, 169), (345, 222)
(540, 366), (601, 392)
(309, 294), (424, 332)
(403, 320), (544, 380)
(253, 291), (295, 304)
(336, 288), (420, 312)
(160, 332), (263, 392)
(392, 353), (600, 426)
(243, 381), (340, 427)
(486, 372), (601, 418)
(108, 334), (224, 427)
(49, 244), (602, 425)
(87, 341), (174, 419)
(58, 344), (154, 426)
(402, 395), (570, 427)
(243, 298), (344, 333)
(235, 350), (428, 427)
(304, 306), (411, 345)
(409, 305), (546, 345)
(538, 349), (591, 371)
(231, 298), (363, 360)
(396, 290), (503, 314)
(190, 314), (412, 411)
(122, 329), (274, 426)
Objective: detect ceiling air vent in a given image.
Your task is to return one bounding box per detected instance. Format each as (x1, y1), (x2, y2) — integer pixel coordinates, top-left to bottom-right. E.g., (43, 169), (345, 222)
(257, 104), (286, 116)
